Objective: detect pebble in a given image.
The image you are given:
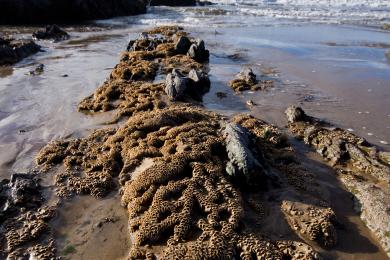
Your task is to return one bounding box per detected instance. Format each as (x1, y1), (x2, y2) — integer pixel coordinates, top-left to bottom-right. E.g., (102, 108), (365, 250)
(347, 128), (354, 132)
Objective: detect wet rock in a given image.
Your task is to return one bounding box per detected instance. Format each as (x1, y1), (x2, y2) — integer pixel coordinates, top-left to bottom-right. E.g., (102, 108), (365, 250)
(9, 174), (42, 206)
(165, 69), (189, 101)
(282, 201), (338, 248)
(223, 122), (268, 185)
(382, 23), (390, 30)
(285, 105), (308, 123)
(0, 0), (147, 24)
(238, 67), (257, 85)
(0, 38), (40, 65)
(174, 36), (192, 54)
(150, 0), (196, 6)
(187, 68), (210, 99)
(229, 67), (259, 92)
(0, 173), (42, 223)
(187, 39), (209, 62)
(32, 25), (70, 42)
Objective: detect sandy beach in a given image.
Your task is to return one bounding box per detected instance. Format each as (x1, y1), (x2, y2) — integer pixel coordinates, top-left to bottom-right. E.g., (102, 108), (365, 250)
(0, 1), (389, 259)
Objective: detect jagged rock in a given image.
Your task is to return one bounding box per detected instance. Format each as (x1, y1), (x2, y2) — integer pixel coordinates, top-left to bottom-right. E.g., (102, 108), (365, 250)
(187, 69), (210, 99)
(285, 105), (308, 123)
(165, 69), (189, 100)
(187, 39), (209, 62)
(150, 0), (196, 6)
(32, 25), (69, 42)
(0, 174), (42, 224)
(237, 67), (257, 85)
(0, 0), (147, 24)
(175, 36), (192, 54)
(229, 67), (259, 92)
(0, 38), (40, 65)
(223, 122), (267, 185)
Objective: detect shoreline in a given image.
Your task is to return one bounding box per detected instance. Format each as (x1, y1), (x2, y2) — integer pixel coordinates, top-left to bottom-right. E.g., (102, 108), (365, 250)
(0, 26), (388, 259)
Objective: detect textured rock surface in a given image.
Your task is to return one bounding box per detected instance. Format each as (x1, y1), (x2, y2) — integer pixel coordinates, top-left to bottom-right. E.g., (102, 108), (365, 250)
(187, 39), (210, 62)
(32, 25), (70, 42)
(286, 106), (390, 257)
(0, 173), (57, 259)
(229, 67), (259, 92)
(0, 38), (40, 65)
(223, 122), (268, 185)
(282, 201), (338, 247)
(175, 36), (192, 54)
(0, 0), (147, 24)
(165, 69), (189, 100)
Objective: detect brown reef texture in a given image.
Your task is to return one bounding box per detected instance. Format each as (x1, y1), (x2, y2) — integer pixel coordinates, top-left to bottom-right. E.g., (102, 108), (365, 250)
(286, 106), (390, 257)
(33, 27), (347, 259)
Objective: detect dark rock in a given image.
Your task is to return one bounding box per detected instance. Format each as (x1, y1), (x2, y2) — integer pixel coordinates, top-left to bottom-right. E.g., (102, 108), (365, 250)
(150, 0), (196, 6)
(237, 67), (257, 85)
(0, 38), (40, 65)
(165, 69), (189, 101)
(224, 123), (268, 186)
(0, 0), (148, 24)
(127, 34), (165, 52)
(197, 1), (214, 6)
(32, 25), (70, 42)
(175, 36), (192, 55)
(187, 69), (210, 99)
(285, 105), (308, 123)
(187, 39), (209, 62)
(0, 173), (42, 223)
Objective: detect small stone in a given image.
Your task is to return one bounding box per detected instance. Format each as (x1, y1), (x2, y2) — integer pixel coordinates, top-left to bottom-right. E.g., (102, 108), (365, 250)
(285, 105), (307, 123)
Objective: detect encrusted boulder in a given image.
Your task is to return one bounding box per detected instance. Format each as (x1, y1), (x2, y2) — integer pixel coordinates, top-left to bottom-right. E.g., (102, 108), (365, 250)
(32, 25), (70, 42)
(175, 36), (192, 54)
(285, 105), (308, 123)
(229, 67), (259, 92)
(223, 122), (268, 186)
(0, 38), (40, 65)
(187, 39), (209, 62)
(165, 69), (189, 100)
(282, 201), (338, 248)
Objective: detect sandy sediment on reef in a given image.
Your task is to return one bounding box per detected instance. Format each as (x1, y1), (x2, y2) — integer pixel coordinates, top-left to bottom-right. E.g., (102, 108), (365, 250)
(3, 25), (387, 259)
(33, 26), (340, 259)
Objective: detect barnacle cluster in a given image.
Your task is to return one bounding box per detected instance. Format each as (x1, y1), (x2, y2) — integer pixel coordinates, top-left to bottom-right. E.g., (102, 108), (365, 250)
(282, 201), (338, 247)
(2, 206), (57, 259)
(78, 80), (166, 122)
(78, 26), (209, 122)
(33, 27), (347, 259)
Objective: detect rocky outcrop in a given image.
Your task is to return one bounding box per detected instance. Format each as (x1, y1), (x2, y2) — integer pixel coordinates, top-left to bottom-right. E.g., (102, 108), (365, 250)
(285, 105), (390, 257)
(187, 39), (210, 62)
(32, 25), (70, 42)
(282, 201), (338, 248)
(0, 173), (56, 259)
(0, 38), (40, 65)
(165, 68), (210, 101)
(0, 0), (148, 24)
(150, 0), (196, 6)
(229, 67), (258, 92)
(223, 122), (268, 186)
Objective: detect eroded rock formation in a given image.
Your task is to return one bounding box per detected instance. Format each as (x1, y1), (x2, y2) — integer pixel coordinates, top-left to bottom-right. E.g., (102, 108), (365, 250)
(0, 37), (40, 65)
